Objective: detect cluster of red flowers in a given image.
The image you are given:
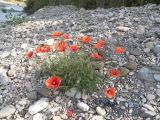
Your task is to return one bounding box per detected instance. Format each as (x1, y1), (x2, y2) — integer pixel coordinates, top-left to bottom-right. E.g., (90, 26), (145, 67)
(26, 31), (125, 100)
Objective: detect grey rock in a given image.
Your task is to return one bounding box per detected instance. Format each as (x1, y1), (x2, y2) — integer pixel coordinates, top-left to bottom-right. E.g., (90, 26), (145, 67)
(0, 105), (16, 118)
(65, 87), (77, 98)
(146, 94), (155, 100)
(96, 107), (106, 117)
(130, 48), (141, 56)
(37, 87), (51, 97)
(153, 45), (160, 57)
(33, 113), (47, 120)
(155, 18), (160, 24)
(116, 26), (130, 32)
(26, 91), (38, 100)
(154, 74), (160, 81)
(137, 67), (157, 82)
(142, 104), (155, 112)
(145, 42), (154, 49)
(157, 89), (160, 97)
(0, 95), (3, 104)
(0, 67), (11, 85)
(28, 98), (49, 115)
(124, 61), (138, 70)
(7, 69), (15, 77)
(0, 51), (10, 59)
(77, 102), (89, 112)
(119, 67), (130, 76)
(91, 115), (105, 120)
(136, 25), (145, 35)
(141, 111), (156, 117)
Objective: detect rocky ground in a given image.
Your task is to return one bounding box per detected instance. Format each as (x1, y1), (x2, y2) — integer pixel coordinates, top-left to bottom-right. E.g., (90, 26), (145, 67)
(0, 4), (160, 120)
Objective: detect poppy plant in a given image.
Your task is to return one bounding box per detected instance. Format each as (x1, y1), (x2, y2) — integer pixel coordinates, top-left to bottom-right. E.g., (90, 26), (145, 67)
(45, 76), (61, 90)
(41, 45), (51, 53)
(105, 87), (116, 99)
(56, 40), (67, 52)
(115, 47), (125, 54)
(26, 51), (33, 59)
(90, 53), (102, 60)
(82, 36), (91, 44)
(52, 31), (62, 39)
(93, 39), (105, 49)
(63, 34), (70, 40)
(70, 44), (79, 52)
(35, 46), (42, 53)
(109, 68), (120, 78)
(66, 109), (74, 118)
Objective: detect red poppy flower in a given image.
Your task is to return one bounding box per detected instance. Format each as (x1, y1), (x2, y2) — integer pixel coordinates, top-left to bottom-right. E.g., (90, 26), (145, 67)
(56, 40), (67, 52)
(94, 39), (105, 49)
(45, 76), (61, 90)
(41, 45), (51, 53)
(63, 34), (70, 40)
(115, 47), (125, 54)
(90, 53), (102, 60)
(35, 46), (42, 53)
(82, 36), (91, 44)
(52, 31), (62, 39)
(105, 87), (116, 99)
(70, 45), (79, 52)
(109, 68), (120, 78)
(26, 51), (33, 59)
(66, 109), (74, 118)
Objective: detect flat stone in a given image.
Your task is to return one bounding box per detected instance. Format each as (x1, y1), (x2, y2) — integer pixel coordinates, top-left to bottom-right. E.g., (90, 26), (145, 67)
(28, 98), (49, 115)
(142, 104), (155, 112)
(116, 26), (130, 32)
(65, 87), (77, 98)
(130, 48), (141, 56)
(136, 25), (145, 35)
(146, 94), (155, 100)
(26, 91), (38, 100)
(137, 67), (156, 82)
(154, 74), (160, 81)
(91, 115), (105, 120)
(21, 43), (29, 50)
(96, 107), (106, 117)
(153, 45), (160, 57)
(0, 67), (11, 85)
(155, 18), (160, 24)
(7, 69), (15, 77)
(0, 51), (10, 59)
(77, 102), (89, 112)
(119, 67), (130, 76)
(0, 105), (16, 118)
(52, 116), (62, 120)
(141, 111), (156, 117)
(37, 87), (51, 97)
(157, 89), (160, 97)
(124, 61), (137, 70)
(33, 113), (47, 120)
(145, 42), (154, 49)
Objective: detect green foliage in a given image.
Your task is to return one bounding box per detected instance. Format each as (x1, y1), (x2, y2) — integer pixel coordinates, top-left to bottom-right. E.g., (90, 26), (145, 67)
(42, 52), (102, 93)
(25, 0), (160, 14)
(5, 12), (26, 26)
